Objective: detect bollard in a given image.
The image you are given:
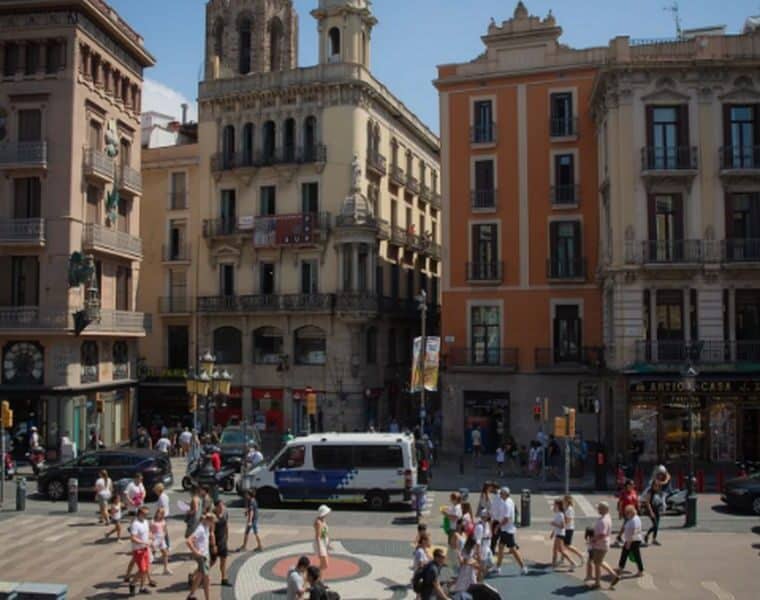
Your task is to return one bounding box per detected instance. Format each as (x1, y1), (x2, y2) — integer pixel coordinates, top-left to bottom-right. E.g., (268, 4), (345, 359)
(520, 489), (531, 527)
(67, 477), (78, 513)
(716, 470), (724, 494)
(15, 477), (26, 511)
(696, 470), (704, 493)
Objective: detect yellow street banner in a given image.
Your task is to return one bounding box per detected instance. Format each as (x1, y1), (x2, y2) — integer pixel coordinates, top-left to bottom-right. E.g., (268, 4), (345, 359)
(411, 336), (441, 392)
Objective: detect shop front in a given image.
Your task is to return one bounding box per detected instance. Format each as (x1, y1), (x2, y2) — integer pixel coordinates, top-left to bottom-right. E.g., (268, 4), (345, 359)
(463, 391), (510, 454)
(252, 388), (284, 433)
(628, 377), (760, 464)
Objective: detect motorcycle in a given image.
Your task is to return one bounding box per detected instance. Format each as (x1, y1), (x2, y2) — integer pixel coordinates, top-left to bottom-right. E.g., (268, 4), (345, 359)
(3, 452), (15, 480)
(182, 446), (235, 493)
(26, 446), (46, 476)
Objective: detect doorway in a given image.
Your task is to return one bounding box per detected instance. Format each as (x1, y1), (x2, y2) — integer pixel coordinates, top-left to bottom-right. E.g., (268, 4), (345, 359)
(743, 408), (760, 461)
(463, 391), (510, 454)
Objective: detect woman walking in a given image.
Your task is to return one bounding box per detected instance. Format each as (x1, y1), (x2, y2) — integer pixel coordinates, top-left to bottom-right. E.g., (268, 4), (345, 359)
(105, 495), (123, 540)
(611, 505), (644, 588)
(549, 499), (576, 569)
(314, 505), (331, 572)
(210, 499), (231, 587)
(153, 483), (170, 550)
(642, 479), (664, 546)
(240, 488), (263, 552)
(451, 535), (479, 596)
(150, 507), (171, 575)
(184, 486), (201, 540)
(412, 532), (432, 571)
(562, 495), (586, 565)
(589, 501), (617, 590)
(95, 470), (113, 524)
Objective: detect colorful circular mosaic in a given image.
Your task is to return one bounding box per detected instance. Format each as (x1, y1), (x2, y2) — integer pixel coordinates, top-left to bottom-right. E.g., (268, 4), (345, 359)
(260, 552), (371, 583)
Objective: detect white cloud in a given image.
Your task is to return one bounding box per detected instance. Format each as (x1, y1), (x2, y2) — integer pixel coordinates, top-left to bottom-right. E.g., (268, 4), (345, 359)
(142, 78), (198, 122)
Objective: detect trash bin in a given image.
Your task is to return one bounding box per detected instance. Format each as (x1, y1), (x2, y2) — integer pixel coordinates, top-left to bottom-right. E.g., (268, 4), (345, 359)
(16, 477), (26, 511)
(520, 489), (531, 527)
(67, 477), (78, 513)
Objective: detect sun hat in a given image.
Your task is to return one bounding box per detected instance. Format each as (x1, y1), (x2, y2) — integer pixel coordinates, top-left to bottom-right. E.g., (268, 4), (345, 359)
(317, 504), (331, 518)
(500, 486), (510, 495)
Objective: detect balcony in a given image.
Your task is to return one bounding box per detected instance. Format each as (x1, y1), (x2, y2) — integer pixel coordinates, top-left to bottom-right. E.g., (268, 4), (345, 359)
(640, 146), (698, 182)
(196, 294), (336, 314)
(390, 225), (408, 247)
(534, 346), (604, 371)
(550, 117), (578, 138)
(632, 340), (760, 366)
(471, 122), (496, 144)
(471, 189), (496, 210)
(0, 141), (48, 170)
(0, 218), (45, 246)
(380, 297), (418, 319)
(202, 217), (248, 238)
(719, 145), (760, 174)
(162, 243), (191, 262)
(390, 164), (405, 187)
(335, 214), (389, 240)
(366, 150), (387, 176)
(82, 223), (142, 259)
(430, 191), (442, 211)
(626, 240), (711, 265)
(0, 307), (70, 330)
(335, 292), (380, 318)
(426, 240), (442, 261)
(723, 238), (760, 264)
(466, 262), (504, 284)
(82, 147), (114, 183)
(85, 309), (150, 334)
(447, 347), (518, 371)
(138, 365), (189, 382)
(546, 256), (587, 281)
(420, 184), (433, 204)
(253, 212), (330, 248)
(281, 293), (334, 312)
(211, 145), (327, 172)
(405, 174), (420, 195)
(551, 184), (580, 206)
(158, 297), (192, 314)
(119, 164), (142, 196)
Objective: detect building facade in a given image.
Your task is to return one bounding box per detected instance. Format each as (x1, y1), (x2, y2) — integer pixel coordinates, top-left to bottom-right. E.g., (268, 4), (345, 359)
(0, 0), (153, 455)
(138, 0), (440, 434)
(593, 30), (760, 463)
(436, 4), (603, 454)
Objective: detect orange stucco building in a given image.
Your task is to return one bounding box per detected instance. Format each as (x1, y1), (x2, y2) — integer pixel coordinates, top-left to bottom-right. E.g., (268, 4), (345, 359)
(435, 4), (605, 453)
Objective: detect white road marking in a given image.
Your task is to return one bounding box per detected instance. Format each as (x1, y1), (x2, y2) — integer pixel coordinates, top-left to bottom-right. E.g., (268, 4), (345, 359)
(637, 572), (657, 591)
(701, 581), (735, 600)
(573, 494), (597, 517)
(669, 579), (686, 591)
(43, 533), (67, 542)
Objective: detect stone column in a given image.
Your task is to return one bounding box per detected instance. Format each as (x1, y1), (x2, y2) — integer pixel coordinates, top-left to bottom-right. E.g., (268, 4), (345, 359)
(683, 287), (691, 344)
(39, 41), (47, 74)
(728, 287), (737, 361)
(649, 288), (658, 361)
(352, 243), (359, 292)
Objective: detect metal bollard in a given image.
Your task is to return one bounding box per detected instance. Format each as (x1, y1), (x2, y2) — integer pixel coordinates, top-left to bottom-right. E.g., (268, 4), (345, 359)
(16, 476), (26, 511)
(67, 477), (78, 513)
(520, 489), (531, 527)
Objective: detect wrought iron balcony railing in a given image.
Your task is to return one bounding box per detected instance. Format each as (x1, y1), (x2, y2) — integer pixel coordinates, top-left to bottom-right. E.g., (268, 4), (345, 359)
(0, 218), (45, 244)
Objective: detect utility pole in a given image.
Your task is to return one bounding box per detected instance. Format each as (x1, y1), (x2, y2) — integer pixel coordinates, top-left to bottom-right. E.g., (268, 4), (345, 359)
(417, 290), (427, 434)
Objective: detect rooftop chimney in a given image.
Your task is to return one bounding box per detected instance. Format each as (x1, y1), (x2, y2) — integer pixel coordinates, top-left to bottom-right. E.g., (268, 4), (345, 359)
(181, 103), (188, 124)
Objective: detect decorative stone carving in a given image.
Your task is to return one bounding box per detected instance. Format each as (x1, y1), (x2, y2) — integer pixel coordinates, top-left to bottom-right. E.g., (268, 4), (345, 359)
(351, 154), (362, 192)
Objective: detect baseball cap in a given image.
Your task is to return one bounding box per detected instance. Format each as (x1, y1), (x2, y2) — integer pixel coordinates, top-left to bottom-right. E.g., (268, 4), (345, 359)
(500, 486), (510, 495)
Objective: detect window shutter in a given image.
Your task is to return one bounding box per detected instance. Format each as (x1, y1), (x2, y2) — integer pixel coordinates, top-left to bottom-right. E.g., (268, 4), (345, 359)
(678, 104), (690, 150)
(648, 194), (657, 241)
(645, 105), (654, 149)
(673, 194), (684, 242)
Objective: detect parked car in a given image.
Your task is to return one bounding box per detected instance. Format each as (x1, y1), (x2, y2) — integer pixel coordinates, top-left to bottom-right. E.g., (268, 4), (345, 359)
(219, 425), (262, 470)
(38, 449), (173, 501)
(721, 472), (760, 515)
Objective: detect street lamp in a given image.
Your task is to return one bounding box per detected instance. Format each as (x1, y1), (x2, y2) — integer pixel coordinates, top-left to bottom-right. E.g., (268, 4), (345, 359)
(415, 290), (427, 435)
(682, 364), (699, 527)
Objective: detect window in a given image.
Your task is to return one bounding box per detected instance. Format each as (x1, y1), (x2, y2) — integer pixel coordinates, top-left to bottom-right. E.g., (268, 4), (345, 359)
(220, 264), (235, 296)
(275, 445), (305, 469)
(213, 19), (224, 60)
(222, 125), (235, 167)
(313, 445), (353, 469)
(391, 264), (399, 299)
(269, 18), (284, 71)
(260, 185), (276, 215)
(406, 268), (414, 299)
(0, 256), (39, 306)
(553, 154), (576, 204)
(46, 41), (64, 74)
(655, 290), (684, 361)
(473, 160), (495, 208)
(259, 262), (275, 294)
(471, 306), (500, 365)
(553, 305), (581, 362)
(473, 100), (494, 143)
(81, 341), (99, 383)
(284, 118), (295, 162)
(262, 121), (276, 162)
(328, 27), (341, 59)
(301, 260), (318, 294)
(388, 328), (397, 365)
(3, 42), (18, 76)
(169, 269), (186, 303)
(646, 105), (689, 169)
(242, 123), (254, 166)
(724, 105), (758, 168)
(89, 52), (99, 83)
(253, 326), (283, 364)
(117, 197), (130, 233)
(726, 193), (760, 260)
(550, 92), (574, 137)
(213, 326), (242, 364)
(25, 43), (39, 76)
(302, 182), (319, 213)
(220, 189), (236, 233)
(648, 194), (683, 262)
(470, 223), (499, 280)
(355, 445), (403, 468)
(366, 327), (377, 364)
(18, 110), (42, 142)
(168, 223), (184, 260)
(549, 221), (582, 278)
(167, 325), (189, 370)
(95, 260), (102, 301)
(239, 18), (252, 74)
(13, 178), (41, 218)
(113, 341), (128, 380)
(304, 116), (317, 154)
(736, 291), (760, 359)
(170, 172), (186, 209)
(115, 266), (131, 311)
(88, 119), (101, 151)
(294, 325), (326, 365)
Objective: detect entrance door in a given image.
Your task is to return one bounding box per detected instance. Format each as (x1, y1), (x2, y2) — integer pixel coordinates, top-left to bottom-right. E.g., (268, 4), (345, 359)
(167, 325), (189, 370)
(463, 391), (510, 454)
(656, 290), (685, 361)
(743, 409), (760, 461)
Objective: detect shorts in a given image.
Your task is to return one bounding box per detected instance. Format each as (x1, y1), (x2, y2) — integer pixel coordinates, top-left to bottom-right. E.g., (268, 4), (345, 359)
(498, 531), (518, 549)
(195, 556), (210, 575)
(133, 548), (150, 574)
(591, 549), (607, 566)
(211, 542), (229, 559)
(247, 522), (259, 535)
(97, 495), (110, 510)
(563, 529), (574, 546)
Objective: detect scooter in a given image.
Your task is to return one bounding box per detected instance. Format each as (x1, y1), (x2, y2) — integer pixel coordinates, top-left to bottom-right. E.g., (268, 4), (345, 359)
(182, 448), (235, 492)
(26, 446), (46, 476)
(3, 452), (15, 480)
(664, 487), (688, 514)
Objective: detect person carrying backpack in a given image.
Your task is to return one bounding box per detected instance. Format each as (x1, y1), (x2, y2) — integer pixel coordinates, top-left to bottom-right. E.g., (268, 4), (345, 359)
(412, 548), (451, 600)
(305, 566), (340, 600)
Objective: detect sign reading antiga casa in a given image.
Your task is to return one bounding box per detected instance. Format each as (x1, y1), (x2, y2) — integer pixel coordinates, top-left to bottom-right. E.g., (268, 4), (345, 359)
(630, 379), (760, 394)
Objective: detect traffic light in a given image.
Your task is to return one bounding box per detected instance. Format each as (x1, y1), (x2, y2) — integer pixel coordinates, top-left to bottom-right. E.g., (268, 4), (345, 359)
(533, 404), (541, 421)
(306, 390), (317, 416)
(96, 394), (104, 414)
(553, 416), (566, 438)
(567, 408), (576, 438)
(1, 400), (12, 429)
(188, 394), (197, 413)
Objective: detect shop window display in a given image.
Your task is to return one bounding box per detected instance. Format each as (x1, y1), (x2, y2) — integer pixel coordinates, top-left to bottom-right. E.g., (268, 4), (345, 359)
(663, 402), (705, 461)
(629, 403), (658, 462)
(709, 402), (736, 462)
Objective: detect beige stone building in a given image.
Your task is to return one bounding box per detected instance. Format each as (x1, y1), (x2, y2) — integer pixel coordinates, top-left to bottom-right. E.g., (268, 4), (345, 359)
(137, 0), (440, 434)
(0, 0), (153, 453)
(592, 28), (760, 463)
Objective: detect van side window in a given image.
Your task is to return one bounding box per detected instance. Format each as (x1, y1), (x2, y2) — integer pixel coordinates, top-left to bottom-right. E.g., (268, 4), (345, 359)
(276, 445), (305, 469)
(354, 445), (403, 469)
(313, 445), (354, 470)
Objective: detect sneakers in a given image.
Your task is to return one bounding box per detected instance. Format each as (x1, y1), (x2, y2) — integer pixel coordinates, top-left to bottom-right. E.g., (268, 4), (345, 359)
(652, 540), (662, 546)
(610, 575), (620, 589)
(521, 566), (529, 575)
(221, 579), (232, 587)
(495, 567), (502, 575)
(129, 583), (136, 597)
(162, 569), (172, 576)
(139, 589), (151, 595)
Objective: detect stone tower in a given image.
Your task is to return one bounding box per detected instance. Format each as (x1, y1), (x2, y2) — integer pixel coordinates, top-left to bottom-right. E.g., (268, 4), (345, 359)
(204, 0), (299, 80)
(311, 0), (377, 68)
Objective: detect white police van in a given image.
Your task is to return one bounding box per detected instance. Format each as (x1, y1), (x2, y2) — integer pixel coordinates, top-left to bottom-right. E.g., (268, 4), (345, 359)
(240, 432), (418, 509)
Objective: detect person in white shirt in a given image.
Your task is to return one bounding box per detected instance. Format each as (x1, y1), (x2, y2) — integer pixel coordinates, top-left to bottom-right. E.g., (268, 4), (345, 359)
(127, 507), (152, 596)
(412, 532), (432, 571)
(611, 504), (644, 587)
(155, 435), (171, 454)
(550, 498), (576, 569)
(286, 556), (310, 600)
(94, 469), (113, 524)
(494, 487), (529, 575)
(473, 508), (494, 576)
(495, 445), (505, 477)
(187, 512), (216, 600)
(153, 483), (170, 548)
(178, 427), (193, 456)
(29, 427), (40, 449)
(562, 495), (586, 565)
(247, 445), (264, 469)
(125, 474), (146, 514)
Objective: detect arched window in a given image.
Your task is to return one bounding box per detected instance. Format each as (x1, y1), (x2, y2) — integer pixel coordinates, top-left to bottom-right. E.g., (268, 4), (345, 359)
(213, 326), (242, 364)
(253, 326), (283, 364)
(303, 116), (317, 159)
(113, 341), (128, 379)
(239, 17), (252, 74)
(81, 341), (99, 383)
(294, 325), (326, 365)
(283, 118), (295, 162)
(328, 27), (341, 59)
(366, 327), (377, 365)
(242, 122), (254, 166)
(262, 120), (276, 163)
(213, 19), (224, 60)
(222, 124), (235, 168)
(269, 18), (284, 71)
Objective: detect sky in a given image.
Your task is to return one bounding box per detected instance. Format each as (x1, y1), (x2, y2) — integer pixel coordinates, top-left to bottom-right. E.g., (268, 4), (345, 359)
(110, 0), (760, 132)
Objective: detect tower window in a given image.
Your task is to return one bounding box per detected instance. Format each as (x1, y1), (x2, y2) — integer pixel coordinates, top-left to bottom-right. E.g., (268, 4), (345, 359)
(239, 18), (252, 74)
(329, 27), (341, 60)
(213, 19), (224, 60)
(269, 18), (284, 71)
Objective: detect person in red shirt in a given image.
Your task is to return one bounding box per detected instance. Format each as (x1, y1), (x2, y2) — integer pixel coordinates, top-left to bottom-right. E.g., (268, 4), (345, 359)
(209, 448), (222, 472)
(615, 479), (639, 545)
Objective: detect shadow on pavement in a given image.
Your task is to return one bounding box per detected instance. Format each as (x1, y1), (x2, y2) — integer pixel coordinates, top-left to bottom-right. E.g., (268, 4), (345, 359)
(551, 584), (598, 597)
(708, 503), (756, 517)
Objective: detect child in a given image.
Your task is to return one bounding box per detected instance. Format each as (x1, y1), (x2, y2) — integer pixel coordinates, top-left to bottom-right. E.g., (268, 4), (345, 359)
(412, 532), (432, 571)
(495, 445), (505, 478)
(240, 488), (263, 552)
(473, 509), (494, 578)
(414, 522), (428, 547)
(583, 526), (595, 581)
(105, 495), (123, 540)
(441, 492), (463, 548)
(150, 507), (171, 575)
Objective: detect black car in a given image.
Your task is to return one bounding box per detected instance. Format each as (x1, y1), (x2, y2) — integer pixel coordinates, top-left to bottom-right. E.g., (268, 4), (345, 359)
(219, 426), (261, 469)
(721, 472), (760, 514)
(38, 449), (173, 501)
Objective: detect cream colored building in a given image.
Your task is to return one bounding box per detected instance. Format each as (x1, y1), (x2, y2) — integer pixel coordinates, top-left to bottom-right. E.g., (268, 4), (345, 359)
(138, 0), (440, 433)
(592, 29), (760, 463)
(0, 0), (153, 453)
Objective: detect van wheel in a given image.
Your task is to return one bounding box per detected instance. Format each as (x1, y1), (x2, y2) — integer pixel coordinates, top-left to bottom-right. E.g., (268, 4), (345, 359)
(46, 479), (66, 501)
(366, 491), (387, 511)
(257, 487), (279, 508)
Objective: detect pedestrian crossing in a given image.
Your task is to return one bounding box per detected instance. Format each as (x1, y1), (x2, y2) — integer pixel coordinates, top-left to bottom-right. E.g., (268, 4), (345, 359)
(541, 493), (598, 517)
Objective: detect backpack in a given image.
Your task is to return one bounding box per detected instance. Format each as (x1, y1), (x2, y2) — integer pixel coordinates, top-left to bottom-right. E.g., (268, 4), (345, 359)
(412, 562), (434, 593)
(313, 582), (340, 600)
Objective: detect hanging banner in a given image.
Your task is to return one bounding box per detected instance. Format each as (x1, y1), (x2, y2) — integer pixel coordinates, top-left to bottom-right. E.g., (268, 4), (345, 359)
(411, 336), (441, 393)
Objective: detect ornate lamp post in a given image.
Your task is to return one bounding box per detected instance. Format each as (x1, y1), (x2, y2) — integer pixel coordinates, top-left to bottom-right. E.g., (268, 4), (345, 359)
(682, 364), (699, 527)
(185, 353), (232, 435)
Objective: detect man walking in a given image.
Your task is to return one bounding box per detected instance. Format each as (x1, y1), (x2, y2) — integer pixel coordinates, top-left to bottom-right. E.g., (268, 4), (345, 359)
(127, 507), (151, 596)
(286, 556), (310, 600)
(494, 487), (528, 575)
(417, 548), (450, 600)
(471, 425), (482, 466)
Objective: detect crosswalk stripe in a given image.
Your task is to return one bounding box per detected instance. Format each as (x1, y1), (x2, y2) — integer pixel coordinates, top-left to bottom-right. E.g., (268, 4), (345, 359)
(637, 572), (657, 591)
(572, 494), (597, 517)
(701, 581), (735, 600)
